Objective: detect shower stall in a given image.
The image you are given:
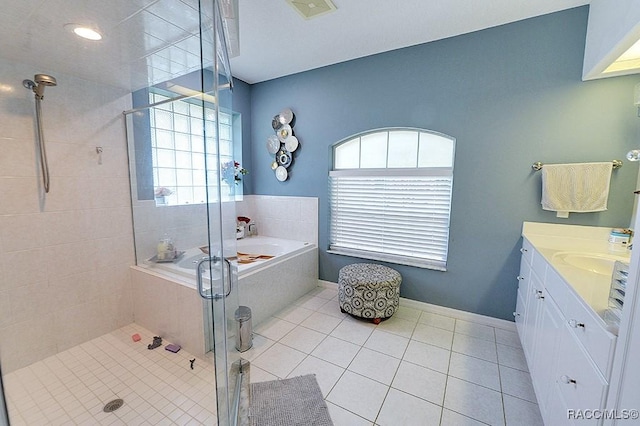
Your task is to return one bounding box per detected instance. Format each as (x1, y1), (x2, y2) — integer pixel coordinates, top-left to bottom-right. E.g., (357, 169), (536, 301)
(0, 0), (242, 425)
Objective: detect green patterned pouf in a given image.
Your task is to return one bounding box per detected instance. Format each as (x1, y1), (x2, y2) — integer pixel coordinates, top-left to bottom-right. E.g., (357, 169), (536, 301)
(338, 263), (402, 323)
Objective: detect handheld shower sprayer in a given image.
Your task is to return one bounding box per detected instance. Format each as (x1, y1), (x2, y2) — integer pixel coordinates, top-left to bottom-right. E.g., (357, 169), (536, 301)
(23, 73), (57, 193)
(23, 74), (57, 100)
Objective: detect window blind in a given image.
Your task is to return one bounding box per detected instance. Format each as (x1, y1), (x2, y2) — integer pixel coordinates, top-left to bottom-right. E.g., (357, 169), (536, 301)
(329, 170), (453, 270)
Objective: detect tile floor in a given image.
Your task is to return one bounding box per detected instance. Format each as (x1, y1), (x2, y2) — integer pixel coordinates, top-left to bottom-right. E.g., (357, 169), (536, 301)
(249, 286), (543, 426)
(3, 325), (217, 426)
(3, 285), (544, 425)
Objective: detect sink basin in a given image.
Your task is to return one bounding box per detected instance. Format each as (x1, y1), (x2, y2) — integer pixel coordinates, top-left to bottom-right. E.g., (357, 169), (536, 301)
(552, 252), (629, 275)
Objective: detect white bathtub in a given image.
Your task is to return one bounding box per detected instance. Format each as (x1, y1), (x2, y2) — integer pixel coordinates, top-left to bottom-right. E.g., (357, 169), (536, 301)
(148, 236), (314, 280)
(131, 236), (318, 354)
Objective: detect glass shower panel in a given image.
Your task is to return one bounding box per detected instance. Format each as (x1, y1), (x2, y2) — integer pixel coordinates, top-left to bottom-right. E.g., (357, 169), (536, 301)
(200, 1), (241, 424)
(124, 0), (239, 425)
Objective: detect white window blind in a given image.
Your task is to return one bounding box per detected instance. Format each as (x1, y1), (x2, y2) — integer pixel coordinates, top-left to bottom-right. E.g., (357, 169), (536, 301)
(329, 128), (455, 270)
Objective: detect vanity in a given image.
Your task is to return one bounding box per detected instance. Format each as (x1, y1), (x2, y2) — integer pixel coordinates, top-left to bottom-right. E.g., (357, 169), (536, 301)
(515, 222), (631, 425)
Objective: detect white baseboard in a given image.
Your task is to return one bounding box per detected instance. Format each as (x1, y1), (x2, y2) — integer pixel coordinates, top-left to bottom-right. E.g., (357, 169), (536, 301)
(318, 279), (337, 289)
(317, 279), (515, 331)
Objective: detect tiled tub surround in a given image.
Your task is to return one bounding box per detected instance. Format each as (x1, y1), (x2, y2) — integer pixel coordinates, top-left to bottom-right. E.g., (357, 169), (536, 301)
(131, 242), (318, 357)
(236, 195), (319, 246)
(129, 200), (237, 263)
(0, 61), (135, 373)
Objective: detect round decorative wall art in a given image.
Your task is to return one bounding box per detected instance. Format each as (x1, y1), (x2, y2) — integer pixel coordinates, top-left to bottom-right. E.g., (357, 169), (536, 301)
(266, 108), (299, 181)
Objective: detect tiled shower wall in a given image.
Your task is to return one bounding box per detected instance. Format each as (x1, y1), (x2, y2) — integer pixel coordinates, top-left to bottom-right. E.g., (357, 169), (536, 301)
(0, 60), (135, 372)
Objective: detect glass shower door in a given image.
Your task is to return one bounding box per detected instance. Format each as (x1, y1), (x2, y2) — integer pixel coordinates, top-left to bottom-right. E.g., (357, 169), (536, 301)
(199, 2), (241, 425)
(125, 0), (241, 424)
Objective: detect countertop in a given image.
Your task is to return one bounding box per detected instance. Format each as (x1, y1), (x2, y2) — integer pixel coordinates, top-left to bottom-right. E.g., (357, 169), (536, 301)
(522, 222), (630, 319)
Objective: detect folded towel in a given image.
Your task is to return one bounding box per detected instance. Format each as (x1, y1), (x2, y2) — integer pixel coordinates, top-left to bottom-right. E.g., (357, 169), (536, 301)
(541, 162), (613, 218)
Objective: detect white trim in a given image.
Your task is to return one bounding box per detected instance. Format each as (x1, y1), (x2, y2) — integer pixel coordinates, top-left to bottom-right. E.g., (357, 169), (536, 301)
(330, 168), (453, 177)
(399, 297), (516, 331)
(327, 248), (447, 271)
(318, 280), (516, 331)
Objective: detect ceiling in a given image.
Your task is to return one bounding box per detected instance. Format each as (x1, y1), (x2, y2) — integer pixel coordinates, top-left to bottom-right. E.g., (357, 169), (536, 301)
(231, 0), (589, 84)
(0, 0), (589, 91)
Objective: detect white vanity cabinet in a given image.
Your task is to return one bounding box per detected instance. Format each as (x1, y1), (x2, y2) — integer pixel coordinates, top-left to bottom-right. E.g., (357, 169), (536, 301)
(516, 236), (617, 425)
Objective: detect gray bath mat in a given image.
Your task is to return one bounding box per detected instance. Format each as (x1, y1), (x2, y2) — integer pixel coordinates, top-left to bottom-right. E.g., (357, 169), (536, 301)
(249, 374), (333, 426)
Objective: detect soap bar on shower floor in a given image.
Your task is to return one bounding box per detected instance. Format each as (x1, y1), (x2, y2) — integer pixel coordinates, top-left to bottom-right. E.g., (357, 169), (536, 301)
(131, 333), (141, 342)
(165, 344), (181, 353)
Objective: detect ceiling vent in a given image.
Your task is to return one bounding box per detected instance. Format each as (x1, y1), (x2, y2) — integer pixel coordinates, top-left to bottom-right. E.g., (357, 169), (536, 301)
(286, 0), (337, 20)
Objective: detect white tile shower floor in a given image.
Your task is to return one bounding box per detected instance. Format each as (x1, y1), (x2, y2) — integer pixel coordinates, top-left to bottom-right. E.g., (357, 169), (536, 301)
(4, 285), (543, 425)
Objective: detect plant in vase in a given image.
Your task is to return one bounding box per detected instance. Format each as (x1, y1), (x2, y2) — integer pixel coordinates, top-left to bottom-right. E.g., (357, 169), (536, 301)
(154, 187), (173, 204)
(222, 161), (248, 185)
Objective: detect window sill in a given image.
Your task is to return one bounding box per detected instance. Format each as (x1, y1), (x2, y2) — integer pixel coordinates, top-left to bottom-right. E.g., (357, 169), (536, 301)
(327, 248), (447, 271)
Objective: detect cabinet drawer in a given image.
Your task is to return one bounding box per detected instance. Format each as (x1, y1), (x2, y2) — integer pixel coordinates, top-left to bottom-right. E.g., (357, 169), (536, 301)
(555, 325), (607, 417)
(564, 289), (616, 376)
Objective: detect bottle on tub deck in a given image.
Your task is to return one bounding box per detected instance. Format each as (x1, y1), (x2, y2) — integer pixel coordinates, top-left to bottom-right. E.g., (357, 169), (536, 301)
(237, 216), (251, 239)
(609, 228), (632, 252)
(157, 233), (176, 260)
(236, 223), (245, 239)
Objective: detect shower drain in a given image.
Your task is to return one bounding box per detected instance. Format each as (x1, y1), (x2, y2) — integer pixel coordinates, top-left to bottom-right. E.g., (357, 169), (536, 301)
(103, 399), (124, 413)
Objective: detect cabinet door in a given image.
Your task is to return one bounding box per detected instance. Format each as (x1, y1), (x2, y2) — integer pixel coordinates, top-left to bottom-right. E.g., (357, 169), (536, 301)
(514, 288), (526, 340)
(523, 271), (544, 365)
(518, 254), (532, 298)
(546, 381), (574, 426)
(533, 295), (563, 420)
(553, 325), (608, 425)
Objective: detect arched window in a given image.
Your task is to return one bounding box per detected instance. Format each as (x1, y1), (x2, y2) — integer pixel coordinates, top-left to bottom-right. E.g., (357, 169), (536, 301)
(329, 128), (455, 270)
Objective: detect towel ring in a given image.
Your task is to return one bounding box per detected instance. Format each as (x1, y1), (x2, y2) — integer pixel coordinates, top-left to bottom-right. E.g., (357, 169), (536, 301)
(532, 160), (622, 171)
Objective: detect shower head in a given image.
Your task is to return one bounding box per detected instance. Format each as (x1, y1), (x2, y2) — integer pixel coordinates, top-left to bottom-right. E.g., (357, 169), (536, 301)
(34, 74), (57, 86)
(23, 74), (57, 99)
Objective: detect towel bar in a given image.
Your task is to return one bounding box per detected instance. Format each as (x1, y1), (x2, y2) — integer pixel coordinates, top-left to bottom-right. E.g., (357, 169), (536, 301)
(532, 160), (622, 171)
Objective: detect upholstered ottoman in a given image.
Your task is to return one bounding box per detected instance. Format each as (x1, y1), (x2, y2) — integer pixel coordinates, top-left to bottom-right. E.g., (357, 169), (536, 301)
(338, 263), (402, 324)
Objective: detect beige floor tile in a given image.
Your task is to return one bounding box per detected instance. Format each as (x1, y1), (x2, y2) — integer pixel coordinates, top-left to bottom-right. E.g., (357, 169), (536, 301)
(403, 340), (451, 374)
(348, 348), (400, 385)
(377, 388), (442, 426)
(448, 352), (501, 391)
(391, 361), (447, 405)
(363, 329), (409, 359)
(326, 371), (388, 422)
(444, 376), (505, 426)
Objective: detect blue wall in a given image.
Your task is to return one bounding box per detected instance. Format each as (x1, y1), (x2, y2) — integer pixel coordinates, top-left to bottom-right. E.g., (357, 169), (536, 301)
(232, 78), (253, 195)
(243, 6), (640, 320)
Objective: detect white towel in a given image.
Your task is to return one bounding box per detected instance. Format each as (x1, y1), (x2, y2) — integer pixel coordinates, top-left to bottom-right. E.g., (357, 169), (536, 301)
(541, 162), (613, 218)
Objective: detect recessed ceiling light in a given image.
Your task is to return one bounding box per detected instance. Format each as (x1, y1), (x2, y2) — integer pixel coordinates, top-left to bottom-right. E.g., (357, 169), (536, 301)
(64, 23), (103, 41)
